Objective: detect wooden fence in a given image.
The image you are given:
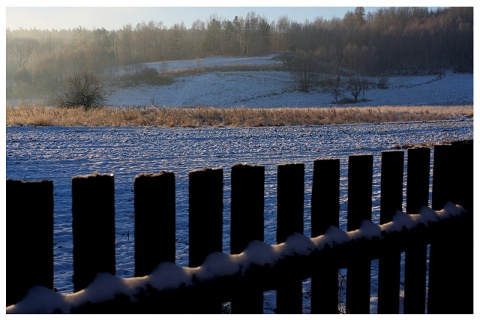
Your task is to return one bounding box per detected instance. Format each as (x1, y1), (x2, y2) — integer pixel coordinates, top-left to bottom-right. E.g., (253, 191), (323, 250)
(6, 140), (473, 314)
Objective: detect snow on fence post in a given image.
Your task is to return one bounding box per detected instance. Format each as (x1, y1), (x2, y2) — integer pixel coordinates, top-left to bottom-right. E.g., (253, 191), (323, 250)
(6, 180), (54, 307)
(377, 151), (404, 314)
(428, 141), (473, 313)
(310, 159), (340, 314)
(72, 174), (116, 293)
(276, 163), (304, 314)
(346, 154), (373, 314)
(404, 147), (430, 313)
(230, 163), (265, 314)
(188, 168), (223, 313)
(134, 172), (176, 277)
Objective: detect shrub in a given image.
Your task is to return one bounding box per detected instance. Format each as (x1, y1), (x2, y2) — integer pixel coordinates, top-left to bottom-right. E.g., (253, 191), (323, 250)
(53, 72), (106, 110)
(338, 97), (356, 104)
(118, 67), (174, 87)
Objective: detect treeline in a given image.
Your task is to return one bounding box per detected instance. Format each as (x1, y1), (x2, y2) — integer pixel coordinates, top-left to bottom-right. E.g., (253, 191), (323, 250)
(6, 7), (473, 98)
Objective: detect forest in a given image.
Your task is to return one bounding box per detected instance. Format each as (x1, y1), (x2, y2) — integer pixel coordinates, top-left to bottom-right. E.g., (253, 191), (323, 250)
(6, 7), (473, 100)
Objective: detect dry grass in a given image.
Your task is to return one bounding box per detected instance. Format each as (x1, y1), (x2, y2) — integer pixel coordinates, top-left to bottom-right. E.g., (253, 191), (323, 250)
(6, 105), (473, 128)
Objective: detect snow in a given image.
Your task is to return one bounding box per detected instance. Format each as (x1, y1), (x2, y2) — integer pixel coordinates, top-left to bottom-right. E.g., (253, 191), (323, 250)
(121, 55), (281, 75)
(6, 122), (473, 313)
(237, 240), (278, 267)
(8, 286), (69, 314)
(436, 201), (466, 218)
(148, 262), (192, 291)
(279, 233), (316, 256)
(312, 226), (350, 249)
(196, 252), (240, 281)
(73, 273), (132, 305)
(6, 202), (467, 314)
(104, 55), (472, 108)
(350, 220), (382, 240)
(388, 211), (417, 232)
(5, 55), (473, 313)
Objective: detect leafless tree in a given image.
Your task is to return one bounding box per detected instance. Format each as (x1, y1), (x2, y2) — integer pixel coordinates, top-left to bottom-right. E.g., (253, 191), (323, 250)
(6, 37), (38, 70)
(53, 72), (105, 109)
(347, 75), (363, 102)
(324, 75), (344, 103)
(282, 50), (320, 92)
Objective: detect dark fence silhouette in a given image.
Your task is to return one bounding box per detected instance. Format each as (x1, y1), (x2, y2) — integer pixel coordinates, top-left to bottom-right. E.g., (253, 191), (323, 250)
(6, 140), (473, 314)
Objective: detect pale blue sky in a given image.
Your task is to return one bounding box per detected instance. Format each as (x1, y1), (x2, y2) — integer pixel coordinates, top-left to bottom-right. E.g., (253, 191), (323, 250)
(4, 2), (386, 31)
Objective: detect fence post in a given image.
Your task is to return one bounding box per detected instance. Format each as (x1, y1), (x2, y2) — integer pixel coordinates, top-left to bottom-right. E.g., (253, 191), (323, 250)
(7, 180), (54, 307)
(346, 154), (373, 314)
(403, 147), (430, 313)
(428, 141), (473, 313)
(449, 140), (473, 214)
(188, 168), (223, 313)
(377, 151), (404, 313)
(72, 174), (116, 292)
(276, 163), (304, 314)
(431, 144), (453, 211)
(449, 140), (473, 313)
(134, 172), (176, 277)
(310, 159), (340, 314)
(230, 164), (265, 314)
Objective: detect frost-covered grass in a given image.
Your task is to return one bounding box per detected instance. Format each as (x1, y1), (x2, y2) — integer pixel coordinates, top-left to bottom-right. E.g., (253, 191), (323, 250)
(5, 105), (473, 127)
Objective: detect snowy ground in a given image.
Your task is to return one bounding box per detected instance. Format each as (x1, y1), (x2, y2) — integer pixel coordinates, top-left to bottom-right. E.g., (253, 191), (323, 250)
(6, 55), (474, 313)
(6, 120), (473, 313)
(106, 54), (473, 108)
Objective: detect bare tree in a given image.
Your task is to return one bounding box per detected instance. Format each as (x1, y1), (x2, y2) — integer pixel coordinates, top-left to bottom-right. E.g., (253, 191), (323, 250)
(282, 50), (320, 92)
(324, 75), (344, 103)
(6, 37), (39, 70)
(53, 72), (105, 109)
(346, 75), (363, 102)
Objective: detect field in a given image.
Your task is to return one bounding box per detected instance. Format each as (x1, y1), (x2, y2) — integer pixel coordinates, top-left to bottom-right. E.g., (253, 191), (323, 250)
(5, 55), (474, 313)
(6, 120), (473, 313)
(7, 54), (473, 128)
(106, 55), (473, 108)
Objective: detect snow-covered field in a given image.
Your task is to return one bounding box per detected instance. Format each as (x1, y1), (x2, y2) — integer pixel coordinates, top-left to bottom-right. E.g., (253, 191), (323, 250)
(6, 120), (473, 312)
(6, 55), (474, 313)
(107, 54), (473, 108)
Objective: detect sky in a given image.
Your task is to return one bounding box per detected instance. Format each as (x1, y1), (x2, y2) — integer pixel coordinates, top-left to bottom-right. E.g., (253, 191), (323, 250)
(3, 0), (456, 31)
(6, 7), (373, 31)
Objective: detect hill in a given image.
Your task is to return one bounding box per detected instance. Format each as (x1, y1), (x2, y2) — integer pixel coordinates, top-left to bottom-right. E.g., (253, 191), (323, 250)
(106, 55), (473, 108)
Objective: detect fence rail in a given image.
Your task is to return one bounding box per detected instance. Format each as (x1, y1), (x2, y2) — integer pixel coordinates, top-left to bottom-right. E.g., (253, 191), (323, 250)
(6, 140), (473, 314)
